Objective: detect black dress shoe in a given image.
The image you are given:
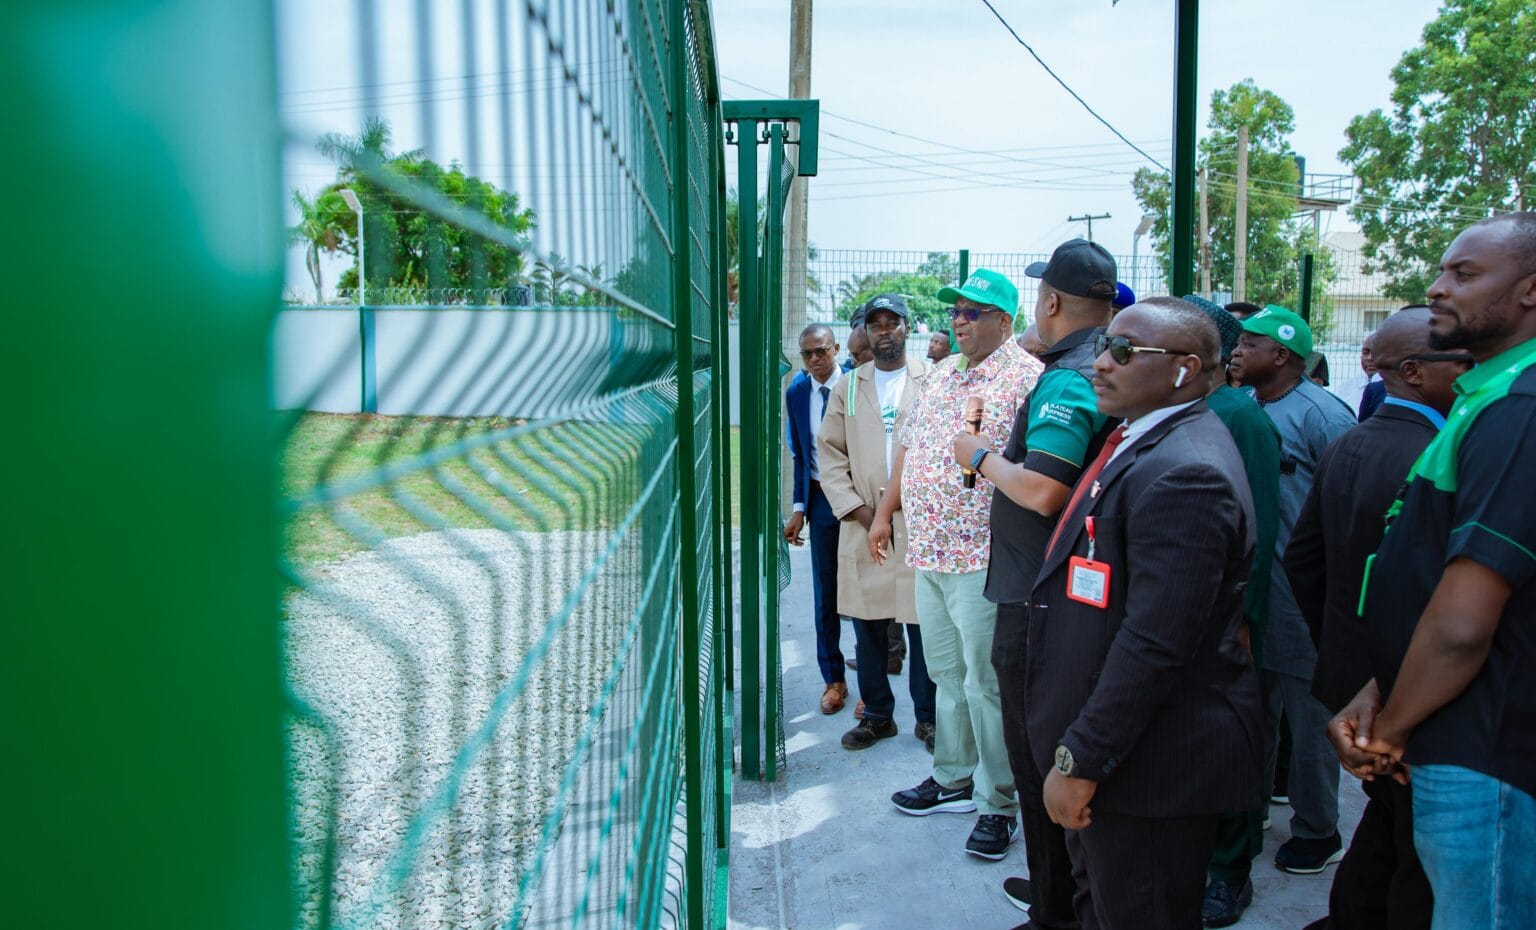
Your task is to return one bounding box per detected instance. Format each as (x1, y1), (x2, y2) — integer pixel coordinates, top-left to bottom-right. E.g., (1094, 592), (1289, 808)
(841, 716), (897, 750)
(1201, 877), (1253, 928)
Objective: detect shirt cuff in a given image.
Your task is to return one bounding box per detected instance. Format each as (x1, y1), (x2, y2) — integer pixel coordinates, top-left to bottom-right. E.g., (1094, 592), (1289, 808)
(793, 503), (806, 513)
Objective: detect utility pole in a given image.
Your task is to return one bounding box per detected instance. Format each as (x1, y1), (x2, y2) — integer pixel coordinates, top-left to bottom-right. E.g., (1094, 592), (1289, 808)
(1198, 167), (1211, 295)
(1068, 211), (1111, 242)
(785, 0), (812, 345)
(1234, 124), (1249, 303)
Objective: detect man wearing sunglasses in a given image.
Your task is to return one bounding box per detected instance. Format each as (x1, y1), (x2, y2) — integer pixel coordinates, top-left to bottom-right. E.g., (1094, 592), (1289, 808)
(785, 323), (851, 715)
(1283, 306), (1470, 930)
(1229, 306), (1358, 876)
(1029, 297), (1264, 930)
(870, 268), (1043, 861)
(952, 237), (1119, 928)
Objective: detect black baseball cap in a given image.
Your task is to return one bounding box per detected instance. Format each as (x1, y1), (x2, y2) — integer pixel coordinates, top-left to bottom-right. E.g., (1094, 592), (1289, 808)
(1025, 238), (1118, 300)
(858, 293), (911, 325)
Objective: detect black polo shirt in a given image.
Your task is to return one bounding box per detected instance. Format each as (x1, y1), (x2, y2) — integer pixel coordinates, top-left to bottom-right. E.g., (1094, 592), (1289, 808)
(1364, 349), (1536, 798)
(984, 326), (1115, 605)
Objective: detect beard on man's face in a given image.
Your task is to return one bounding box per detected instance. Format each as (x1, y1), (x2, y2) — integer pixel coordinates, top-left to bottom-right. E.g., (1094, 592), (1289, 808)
(874, 339), (904, 363)
(1429, 296), (1511, 351)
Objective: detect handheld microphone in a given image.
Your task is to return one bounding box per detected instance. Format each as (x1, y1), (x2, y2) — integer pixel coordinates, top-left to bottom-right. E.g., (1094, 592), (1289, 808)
(962, 396), (984, 489)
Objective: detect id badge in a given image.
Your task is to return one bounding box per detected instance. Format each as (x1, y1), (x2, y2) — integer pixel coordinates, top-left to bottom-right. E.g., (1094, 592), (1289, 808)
(1067, 556), (1111, 608)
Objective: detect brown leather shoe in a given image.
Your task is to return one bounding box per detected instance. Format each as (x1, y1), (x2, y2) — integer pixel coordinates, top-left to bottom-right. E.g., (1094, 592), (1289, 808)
(854, 699), (865, 719)
(819, 682), (848, 714)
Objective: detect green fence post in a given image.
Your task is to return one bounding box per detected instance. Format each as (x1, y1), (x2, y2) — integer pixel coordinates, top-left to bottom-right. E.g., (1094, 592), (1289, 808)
(733, 118), (763, 781)
(5, 5), (287, 930)
(669, 2), (707, 924)
(1299, 252), (1315, 324)
(1170, 0), (1200, 296)
(958, 248), (970, 284)
(763, 122), (787, 782)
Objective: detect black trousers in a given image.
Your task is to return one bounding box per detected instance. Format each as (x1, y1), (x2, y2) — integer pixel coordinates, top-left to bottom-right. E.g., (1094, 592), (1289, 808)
(1065, 812), (1217, 930)
(1314, 777), (1432, 930)
(994, 601), (1079, 930)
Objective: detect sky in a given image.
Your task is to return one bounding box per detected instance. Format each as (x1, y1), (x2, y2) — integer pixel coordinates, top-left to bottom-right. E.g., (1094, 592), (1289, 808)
(712, 0), (1442, 258)
(277, 0), (1446, 298)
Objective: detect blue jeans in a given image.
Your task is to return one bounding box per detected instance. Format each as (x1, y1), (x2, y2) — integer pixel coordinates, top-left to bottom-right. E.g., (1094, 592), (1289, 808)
(850, 618), (935, 724)
(1412, 764), (1536, 930)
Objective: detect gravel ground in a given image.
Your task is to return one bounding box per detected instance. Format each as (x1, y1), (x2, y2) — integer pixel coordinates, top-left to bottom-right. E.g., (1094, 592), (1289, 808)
(285, 528), (639, 930)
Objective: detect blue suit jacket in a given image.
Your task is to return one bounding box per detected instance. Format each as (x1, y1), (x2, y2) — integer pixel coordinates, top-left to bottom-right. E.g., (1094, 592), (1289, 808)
(785, 370), (819, 510)
(1357, 378), (1386, 421)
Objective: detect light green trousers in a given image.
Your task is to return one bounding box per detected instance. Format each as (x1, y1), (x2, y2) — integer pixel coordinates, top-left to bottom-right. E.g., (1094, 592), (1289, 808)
(915, 567), (1017, 818)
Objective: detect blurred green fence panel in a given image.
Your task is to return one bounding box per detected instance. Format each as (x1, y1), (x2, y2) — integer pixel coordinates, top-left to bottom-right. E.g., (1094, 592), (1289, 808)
(279, 2), (731, 928)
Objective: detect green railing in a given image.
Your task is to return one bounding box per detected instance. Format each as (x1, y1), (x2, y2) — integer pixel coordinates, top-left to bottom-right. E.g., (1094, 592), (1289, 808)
(275, 2), (734, 929)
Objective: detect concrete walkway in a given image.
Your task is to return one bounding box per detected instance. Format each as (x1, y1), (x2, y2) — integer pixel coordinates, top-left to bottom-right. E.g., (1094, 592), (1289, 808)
(730, 544), (1364, 930)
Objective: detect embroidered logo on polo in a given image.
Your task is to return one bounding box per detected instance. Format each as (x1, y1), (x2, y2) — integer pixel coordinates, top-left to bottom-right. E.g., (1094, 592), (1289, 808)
(1037, 401), (1076, 426)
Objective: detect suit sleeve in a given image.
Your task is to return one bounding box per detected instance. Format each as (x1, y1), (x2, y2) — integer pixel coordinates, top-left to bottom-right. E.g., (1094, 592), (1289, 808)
(1284, 459), (1330, 646)
(786, 385), (807, 510)
(1059, 464), (1245, 781)
(817, 386), (864, 519)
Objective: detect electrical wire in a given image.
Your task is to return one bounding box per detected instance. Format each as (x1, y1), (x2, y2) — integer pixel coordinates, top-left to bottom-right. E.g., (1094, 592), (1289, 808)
(976, 0), (1169, 173)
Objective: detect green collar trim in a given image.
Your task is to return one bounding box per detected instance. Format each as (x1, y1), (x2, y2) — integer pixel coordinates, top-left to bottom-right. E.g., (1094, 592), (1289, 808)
(1411, 337), (1536, 492)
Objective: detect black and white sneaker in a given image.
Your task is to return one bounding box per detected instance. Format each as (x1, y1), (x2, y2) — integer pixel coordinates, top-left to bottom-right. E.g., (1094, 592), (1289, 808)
(1002, 876), (1031, 912)
(965, 814), (1019, 860)
(890, 777), (976, 816)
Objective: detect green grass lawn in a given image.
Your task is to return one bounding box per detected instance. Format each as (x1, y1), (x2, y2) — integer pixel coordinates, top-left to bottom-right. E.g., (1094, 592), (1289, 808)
(282, 413), (741, 565)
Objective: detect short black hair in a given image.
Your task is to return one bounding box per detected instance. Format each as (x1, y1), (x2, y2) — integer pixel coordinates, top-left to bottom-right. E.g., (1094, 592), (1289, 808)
(1224, 301), (1263, 319)
(800, 322), (834, 342)
(1134, 295), (1221, 368)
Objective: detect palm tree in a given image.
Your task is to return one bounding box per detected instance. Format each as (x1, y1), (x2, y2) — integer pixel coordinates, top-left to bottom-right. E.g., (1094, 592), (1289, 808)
(316, 115), (425, 176)
(289, 189), (343, 302)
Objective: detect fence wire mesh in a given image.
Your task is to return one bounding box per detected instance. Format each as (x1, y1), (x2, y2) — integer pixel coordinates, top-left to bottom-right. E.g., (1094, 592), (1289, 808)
(278, 3), (729, 929)
(791, 241), (1400, 411)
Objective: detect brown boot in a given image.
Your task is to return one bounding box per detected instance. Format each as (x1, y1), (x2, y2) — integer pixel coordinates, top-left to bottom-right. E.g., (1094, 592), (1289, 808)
(854, 699), (865, 719)
(819, 682), (848, 714)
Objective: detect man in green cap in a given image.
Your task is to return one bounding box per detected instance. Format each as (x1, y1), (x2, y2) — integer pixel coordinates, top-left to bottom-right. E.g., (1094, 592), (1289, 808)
(1229, 305), (1357, 876)
(869, 268), (1043, 861)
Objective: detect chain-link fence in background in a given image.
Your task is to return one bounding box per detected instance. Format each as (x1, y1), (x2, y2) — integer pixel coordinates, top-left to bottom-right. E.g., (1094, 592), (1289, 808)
(787, 239), (1402, 411)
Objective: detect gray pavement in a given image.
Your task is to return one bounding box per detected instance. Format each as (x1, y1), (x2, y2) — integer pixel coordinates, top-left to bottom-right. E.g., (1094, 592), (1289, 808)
(730, 544), (1364, 930)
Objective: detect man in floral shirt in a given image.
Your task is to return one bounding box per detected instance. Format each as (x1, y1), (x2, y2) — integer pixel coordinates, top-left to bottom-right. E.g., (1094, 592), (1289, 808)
(870, 268), (1044, 860)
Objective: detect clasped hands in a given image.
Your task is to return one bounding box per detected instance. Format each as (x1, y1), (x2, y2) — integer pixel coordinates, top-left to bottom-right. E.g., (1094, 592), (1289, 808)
(1329, 679), (1411, 785)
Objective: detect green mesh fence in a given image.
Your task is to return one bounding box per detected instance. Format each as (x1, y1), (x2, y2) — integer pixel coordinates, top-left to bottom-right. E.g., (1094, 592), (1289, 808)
(278, 3), (731, 928)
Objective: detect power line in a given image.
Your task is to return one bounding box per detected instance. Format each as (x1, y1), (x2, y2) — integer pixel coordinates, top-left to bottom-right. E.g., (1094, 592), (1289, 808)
(976, 0), (1169, 173)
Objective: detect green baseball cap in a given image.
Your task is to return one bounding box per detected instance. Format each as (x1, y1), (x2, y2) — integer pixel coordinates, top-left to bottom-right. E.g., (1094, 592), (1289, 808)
(1241, 304), (1313, 357)
(937, 268), (1018, 315)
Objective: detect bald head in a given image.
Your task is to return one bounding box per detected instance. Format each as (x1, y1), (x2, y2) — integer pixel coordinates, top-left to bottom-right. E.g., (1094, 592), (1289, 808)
(1371, 307), (1434, 369)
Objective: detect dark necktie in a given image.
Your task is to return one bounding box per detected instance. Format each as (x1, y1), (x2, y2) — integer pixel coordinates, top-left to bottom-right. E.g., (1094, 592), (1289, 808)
(1045, 423), (1129, 560)
(819, 385), (830, 421)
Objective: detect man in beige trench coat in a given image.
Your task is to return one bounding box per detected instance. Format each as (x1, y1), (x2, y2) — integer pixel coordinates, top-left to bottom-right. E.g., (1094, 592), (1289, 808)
(818, 294), (938, 751)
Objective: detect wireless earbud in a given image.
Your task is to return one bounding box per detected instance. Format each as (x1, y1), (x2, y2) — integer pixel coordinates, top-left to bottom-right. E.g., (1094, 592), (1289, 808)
(1174, 368), (1188, 388)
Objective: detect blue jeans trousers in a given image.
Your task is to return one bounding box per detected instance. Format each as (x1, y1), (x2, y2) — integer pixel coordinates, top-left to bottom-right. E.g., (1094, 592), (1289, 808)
(1412, 764), (1536, 930)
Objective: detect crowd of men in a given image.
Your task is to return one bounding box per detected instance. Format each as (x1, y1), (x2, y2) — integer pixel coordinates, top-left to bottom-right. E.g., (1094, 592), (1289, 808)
(784, 213), (1536, 929)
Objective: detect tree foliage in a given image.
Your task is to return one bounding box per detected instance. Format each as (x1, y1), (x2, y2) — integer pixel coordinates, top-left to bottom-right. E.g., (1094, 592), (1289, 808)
(293, 116), (539, 302)
(1339, 0), (1536, 301)
(1132, 80), (1337, 336)
(830, 252), (958, 334)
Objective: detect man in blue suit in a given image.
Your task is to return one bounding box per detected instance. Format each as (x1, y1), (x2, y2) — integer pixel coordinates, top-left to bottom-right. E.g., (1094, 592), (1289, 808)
(785, 323), (851, 714)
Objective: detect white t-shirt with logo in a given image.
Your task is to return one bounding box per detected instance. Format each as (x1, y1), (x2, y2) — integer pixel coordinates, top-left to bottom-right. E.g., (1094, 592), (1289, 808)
(872, 365), (908, 476)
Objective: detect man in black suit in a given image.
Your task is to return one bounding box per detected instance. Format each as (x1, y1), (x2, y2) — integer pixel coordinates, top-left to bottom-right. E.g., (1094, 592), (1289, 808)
(1284, 306), (1471, 930)
(1030, 297), (1265, 930)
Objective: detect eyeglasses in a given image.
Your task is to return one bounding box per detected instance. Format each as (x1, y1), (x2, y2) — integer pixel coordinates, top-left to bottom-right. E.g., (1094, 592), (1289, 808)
(949, 304), (1001, 322)
(799, 345), (835, 361)
(1093, 333), (1191, 366)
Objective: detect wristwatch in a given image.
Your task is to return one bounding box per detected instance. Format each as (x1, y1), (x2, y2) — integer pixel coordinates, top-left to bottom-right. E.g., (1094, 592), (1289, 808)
(1054, 744), (1079, 778)
(969, 448), (990, 471)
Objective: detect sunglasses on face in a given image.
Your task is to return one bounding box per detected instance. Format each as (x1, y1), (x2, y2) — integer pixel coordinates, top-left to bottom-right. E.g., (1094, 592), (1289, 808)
(949, 305), (1000, 322)
(1093, 333), (1191, 366)
(799, 345), (835, 361)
